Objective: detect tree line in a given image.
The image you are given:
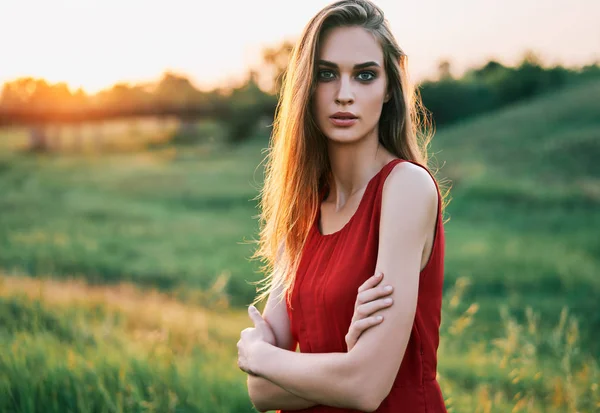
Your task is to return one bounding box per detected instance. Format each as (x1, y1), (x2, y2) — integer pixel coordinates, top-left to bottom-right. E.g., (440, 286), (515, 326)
(1, 42), (598, 142)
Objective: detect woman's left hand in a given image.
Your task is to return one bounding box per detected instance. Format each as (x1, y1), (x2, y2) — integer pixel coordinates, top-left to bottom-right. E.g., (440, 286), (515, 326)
(237, 305), (276, 376)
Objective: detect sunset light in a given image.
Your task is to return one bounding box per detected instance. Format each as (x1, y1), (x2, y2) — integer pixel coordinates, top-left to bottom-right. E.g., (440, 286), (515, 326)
(1, 0), (598, 94)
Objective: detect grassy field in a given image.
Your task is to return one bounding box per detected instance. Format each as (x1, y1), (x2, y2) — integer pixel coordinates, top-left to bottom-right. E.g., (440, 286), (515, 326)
(0, 272), (596, 412)
(0, 78), (599, 412)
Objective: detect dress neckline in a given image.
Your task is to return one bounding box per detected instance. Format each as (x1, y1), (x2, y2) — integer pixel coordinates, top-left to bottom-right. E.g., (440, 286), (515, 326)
(314, 158), (402, 237)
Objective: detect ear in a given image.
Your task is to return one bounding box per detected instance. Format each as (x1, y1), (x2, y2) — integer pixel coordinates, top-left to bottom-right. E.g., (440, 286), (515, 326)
(384, 90), (391, 103)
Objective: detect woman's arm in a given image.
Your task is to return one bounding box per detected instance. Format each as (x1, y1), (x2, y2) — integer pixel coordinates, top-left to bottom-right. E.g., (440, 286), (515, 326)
(248, 374), (317, 412)
(252, 344), (364, 410)
(247, 278), (319, 412)
(250, 163), (438, 412)
(248, 273), (394, 411)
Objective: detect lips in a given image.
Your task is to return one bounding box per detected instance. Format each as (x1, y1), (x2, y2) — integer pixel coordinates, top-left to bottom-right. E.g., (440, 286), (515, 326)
(330, 112), (358, 119)
(329, 112), (358, 127)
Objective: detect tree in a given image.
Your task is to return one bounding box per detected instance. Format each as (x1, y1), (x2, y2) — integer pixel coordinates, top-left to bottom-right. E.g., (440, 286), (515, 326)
(437, 59), (453, 81)
(259, 40), (295, 94)
(153, 72), (202, 110)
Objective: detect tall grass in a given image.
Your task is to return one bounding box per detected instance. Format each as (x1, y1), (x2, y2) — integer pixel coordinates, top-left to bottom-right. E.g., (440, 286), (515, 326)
(1, 273), (597, 412)
(0, 274), (249, 413)
(438, 277), (599, 412)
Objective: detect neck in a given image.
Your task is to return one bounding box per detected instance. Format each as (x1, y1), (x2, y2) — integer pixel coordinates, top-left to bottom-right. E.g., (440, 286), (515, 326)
(325, 131), (394, 202)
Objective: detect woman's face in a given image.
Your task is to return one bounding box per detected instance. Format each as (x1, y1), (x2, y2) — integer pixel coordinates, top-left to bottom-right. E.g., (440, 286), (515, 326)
(312, 25), (389, 144)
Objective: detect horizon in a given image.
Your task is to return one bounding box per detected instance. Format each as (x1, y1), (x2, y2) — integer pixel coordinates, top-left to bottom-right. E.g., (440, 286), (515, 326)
(1, 0), (599, 94)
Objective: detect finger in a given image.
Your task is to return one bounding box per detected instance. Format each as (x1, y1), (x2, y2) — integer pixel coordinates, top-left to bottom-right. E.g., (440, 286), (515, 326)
(357, 272), (383, 293)
(248, 305), (265, 326)
(346, 316), (384, 345)
(357, 272), (384, 294)
(238, 359), (249, 374)
(356, 284), (393, 306)
(350, 316), (384, 334)
(351, 298), (393, 323)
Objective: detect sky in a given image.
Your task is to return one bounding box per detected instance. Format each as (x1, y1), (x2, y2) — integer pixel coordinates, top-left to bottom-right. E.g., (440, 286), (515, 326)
(1, 0), (599, 94)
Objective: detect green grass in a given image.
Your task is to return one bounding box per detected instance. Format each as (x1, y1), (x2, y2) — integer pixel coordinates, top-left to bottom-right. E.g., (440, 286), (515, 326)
(0, 137), (266, 306)
(0, 273), (597, 412)
(427, 79), (600, 354)
(0, 276), (252, 413)
(0, 78), (599, 411)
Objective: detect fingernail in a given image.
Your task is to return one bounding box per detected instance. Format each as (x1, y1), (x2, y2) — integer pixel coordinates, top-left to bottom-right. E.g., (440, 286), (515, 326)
(376, 273), (382, 278)
(385, 285), (393, 291)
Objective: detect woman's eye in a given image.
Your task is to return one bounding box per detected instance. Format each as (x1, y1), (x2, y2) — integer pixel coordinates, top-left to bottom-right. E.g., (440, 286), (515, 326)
(318, 70), (335, 80)
(357, 71), (376, 81)
(317, 70), (376, 81)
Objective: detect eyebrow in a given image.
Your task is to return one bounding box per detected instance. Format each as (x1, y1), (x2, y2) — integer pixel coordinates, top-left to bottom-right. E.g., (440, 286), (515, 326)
(317, 59), (381, 70)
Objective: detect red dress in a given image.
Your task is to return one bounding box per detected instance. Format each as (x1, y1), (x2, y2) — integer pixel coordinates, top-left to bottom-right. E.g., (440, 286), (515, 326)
(279, 158), (447, 413)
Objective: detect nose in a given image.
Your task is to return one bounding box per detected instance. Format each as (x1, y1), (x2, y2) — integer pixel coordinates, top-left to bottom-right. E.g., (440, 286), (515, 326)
(335, 75), (354, 105)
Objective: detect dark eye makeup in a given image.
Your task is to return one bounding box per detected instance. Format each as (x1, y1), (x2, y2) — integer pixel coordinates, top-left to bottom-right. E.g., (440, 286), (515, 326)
(317, 69), (378, 82)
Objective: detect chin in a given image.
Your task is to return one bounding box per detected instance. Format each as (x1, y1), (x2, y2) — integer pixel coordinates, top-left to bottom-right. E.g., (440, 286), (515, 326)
(324, 128), (367, 144)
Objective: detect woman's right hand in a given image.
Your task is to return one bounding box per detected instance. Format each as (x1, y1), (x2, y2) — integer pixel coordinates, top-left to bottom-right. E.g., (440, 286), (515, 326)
(345, 272), (394, 352)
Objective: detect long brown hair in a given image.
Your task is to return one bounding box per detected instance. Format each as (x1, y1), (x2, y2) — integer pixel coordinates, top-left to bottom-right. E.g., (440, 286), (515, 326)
(249, 0), (450, 308)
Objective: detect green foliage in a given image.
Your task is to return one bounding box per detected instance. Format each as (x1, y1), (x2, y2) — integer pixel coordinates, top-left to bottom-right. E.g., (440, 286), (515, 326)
(419, 54), (596, 126)
(223, 74), (277, 143)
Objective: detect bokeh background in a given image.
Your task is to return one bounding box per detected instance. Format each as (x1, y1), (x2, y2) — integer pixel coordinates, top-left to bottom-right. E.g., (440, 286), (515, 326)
(0, 0), (599, 412)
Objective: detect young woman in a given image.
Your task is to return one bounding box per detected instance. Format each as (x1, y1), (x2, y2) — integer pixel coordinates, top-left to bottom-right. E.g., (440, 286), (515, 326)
(237, 1), (449, 412)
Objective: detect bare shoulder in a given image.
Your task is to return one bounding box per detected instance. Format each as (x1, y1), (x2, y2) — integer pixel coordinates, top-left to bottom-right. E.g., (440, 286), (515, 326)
(383, 161), (438, 211)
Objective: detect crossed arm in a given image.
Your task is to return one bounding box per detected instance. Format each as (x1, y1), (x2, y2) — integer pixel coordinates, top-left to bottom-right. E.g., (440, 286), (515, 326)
(248, 375), (317, 412)
(247, 316), (317, 411)
(247, 163), (438, 412)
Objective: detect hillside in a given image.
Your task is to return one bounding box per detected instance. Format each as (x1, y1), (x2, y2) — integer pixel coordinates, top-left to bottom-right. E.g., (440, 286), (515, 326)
(427, 78), (600, 353)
